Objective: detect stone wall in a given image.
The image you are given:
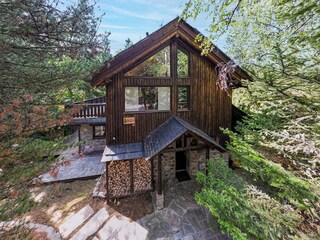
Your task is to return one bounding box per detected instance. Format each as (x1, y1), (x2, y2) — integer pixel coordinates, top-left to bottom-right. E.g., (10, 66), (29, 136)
(189, 149), (207, 177)
(209, 149), (229, 161)
(162, 152), (176, 181)
(79, 124), (105, 153)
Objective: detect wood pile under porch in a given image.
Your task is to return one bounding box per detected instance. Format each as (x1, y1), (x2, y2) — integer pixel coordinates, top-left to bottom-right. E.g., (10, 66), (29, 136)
(102, 143), (154, 200)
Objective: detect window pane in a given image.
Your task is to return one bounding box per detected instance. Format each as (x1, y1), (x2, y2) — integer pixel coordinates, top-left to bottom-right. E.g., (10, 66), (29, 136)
(94, 125), (105, 138)
(178, 86), (189, 109)
(125, 87), (139, 111)
(125, 46), (170, 77)
(177, 49), (188, 77)
(125, 87), (170, 111)
(158, 87), (170, 110)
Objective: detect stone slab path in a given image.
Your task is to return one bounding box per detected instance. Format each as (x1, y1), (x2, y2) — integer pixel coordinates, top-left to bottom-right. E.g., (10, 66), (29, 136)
(70, 208), (109, 240)
(56, 206), (148, 240)
(138, 180), (231, 240)
(59, 205), (94, 238)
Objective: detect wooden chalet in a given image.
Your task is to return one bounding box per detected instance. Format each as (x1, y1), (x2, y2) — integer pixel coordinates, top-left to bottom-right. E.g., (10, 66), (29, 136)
(90, 18), (251, 208)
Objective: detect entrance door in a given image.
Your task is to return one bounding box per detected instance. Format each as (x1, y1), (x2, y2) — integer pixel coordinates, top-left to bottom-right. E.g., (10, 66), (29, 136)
(176, 151), (187, 171)
(176, 151), (190, 181)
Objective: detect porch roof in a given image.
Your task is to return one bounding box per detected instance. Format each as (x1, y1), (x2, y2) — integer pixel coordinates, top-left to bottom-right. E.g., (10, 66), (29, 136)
(144, 116), (226, 159)
(101, 142), (144, 162)
(69, 117), (106, 125)
(101, 116), (226, 162)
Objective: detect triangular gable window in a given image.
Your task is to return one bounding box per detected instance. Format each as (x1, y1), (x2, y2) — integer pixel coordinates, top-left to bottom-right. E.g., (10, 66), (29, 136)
(125, 46), (170, 77)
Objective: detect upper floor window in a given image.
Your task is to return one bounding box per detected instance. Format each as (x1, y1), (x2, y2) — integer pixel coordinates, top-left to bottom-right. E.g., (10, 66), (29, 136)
(177, 49), (189, 77)
(177, 86), (189, 110)
(125, 87), (171, 112)
(125, 46), (171, 77)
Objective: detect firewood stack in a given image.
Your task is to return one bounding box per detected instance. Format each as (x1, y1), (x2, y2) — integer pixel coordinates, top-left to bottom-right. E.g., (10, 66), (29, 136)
(108, 160), (131, 197)
(134, 158), (152, 192)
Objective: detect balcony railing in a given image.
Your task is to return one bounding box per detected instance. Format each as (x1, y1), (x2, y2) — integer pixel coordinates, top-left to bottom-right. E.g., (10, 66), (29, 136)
(68, 96), (106, 119)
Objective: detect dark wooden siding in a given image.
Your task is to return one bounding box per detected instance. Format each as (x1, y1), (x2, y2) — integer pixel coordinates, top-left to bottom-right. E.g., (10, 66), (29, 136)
(106, 39), (232, 145)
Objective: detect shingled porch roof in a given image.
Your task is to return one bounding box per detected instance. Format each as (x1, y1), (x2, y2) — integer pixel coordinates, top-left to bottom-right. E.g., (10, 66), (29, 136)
(101, 116), (226, 162)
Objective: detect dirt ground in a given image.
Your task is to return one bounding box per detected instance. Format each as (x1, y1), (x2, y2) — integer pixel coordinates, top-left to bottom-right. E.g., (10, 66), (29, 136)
(24, 178), (154, 229)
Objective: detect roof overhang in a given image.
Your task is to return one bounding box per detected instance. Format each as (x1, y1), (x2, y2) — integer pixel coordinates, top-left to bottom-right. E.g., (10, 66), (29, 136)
(91, 17), (252, 87)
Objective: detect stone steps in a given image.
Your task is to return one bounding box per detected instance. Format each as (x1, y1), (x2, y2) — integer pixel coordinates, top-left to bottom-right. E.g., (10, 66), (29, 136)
(57, 205), (148, 240)
(70, 208), (109, 240)
(58, 205), (94, 239)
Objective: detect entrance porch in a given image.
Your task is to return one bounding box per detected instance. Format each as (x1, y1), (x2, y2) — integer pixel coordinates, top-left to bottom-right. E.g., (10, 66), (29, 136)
(101, 116), (228, 209)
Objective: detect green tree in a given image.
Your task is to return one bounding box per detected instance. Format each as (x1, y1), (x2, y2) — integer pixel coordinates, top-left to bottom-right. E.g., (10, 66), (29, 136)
(182, 0), (320, 238)
(0, 0), (110, 223)
(115, 37), (134, 54)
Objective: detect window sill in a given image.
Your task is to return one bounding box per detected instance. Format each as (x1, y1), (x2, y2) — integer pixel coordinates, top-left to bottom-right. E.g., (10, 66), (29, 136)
(93, 136), (105, 139)
(177, 109), (190, 112)
(124, 110), (172, 114)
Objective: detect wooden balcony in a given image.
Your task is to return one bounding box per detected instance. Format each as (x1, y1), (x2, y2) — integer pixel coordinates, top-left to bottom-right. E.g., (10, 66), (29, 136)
(68, 96), (106, 119)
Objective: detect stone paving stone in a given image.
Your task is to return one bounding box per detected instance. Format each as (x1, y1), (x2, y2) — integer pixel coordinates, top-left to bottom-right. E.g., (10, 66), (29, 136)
(193, 228), (216, 240)
(163, 208), (181, 232)
(70, 208), (109, 240)
(28, 223), (62, 240)
(181, 221), (195, 236)
(58, 204), (94, 238)
(148, 223), (167, 239)
(97, 216), (125, 240)
(183, 210), (202, 233)
(181, 235), (195, 240)
(173, 230), (183, 240)
(114, 222), (148, 240)
(168, 200), (185, 216)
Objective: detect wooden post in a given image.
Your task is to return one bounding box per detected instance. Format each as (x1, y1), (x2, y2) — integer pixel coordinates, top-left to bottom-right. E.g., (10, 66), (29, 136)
(78, 126), (81, 154)
(105, 84), (108, 146)
(130, 159), (134, 196)
(157, 154), (162, 195)
(151, 157), (155, 191)
(206, 147), (209, 175)
(106, 162), (109, 202)
(171, 39), (177, 115)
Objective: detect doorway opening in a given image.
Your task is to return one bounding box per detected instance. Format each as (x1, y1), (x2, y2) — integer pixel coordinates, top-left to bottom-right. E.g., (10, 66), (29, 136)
(175, 150), (190, 182)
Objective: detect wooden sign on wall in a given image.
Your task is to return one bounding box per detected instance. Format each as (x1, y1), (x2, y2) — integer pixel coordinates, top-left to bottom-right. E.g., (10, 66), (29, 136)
(123, 117), (135, 125)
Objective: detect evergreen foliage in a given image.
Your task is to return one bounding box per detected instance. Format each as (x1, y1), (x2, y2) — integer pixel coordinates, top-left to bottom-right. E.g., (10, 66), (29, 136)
(196, 159), (305, 239)
(183, 0), (320, 237)
(0, 0), (110, 221)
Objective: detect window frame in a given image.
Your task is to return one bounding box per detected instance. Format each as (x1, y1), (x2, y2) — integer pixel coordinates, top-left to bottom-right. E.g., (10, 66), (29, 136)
(124, 45), (172, 78)
(124, 86), (172, 113)
(92, 125), (106, 139)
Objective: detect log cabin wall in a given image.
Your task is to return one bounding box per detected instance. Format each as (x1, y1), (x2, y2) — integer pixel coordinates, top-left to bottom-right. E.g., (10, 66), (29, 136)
(106, 39), (232, 145)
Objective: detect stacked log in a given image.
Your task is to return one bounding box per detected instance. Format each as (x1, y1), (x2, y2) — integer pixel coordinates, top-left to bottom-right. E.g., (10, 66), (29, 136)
(108, 160), (131, 197)
(133, 158), (152, 192)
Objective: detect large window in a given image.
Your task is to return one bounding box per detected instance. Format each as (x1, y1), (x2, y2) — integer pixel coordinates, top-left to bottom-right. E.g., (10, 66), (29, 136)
(125, 87), (171, 112)
(125, 46), (171, 77)
(177, 86), (189, 110)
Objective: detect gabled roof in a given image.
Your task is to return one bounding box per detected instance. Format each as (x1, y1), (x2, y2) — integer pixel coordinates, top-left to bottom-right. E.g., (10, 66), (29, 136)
(101, 116), (226, 162)
(91, 17), (252, 87)
(144, 116), (226, 160)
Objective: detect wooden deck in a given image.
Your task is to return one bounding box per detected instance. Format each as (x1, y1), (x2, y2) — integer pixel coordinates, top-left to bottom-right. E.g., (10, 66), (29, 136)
(68, 96), (106, 119)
